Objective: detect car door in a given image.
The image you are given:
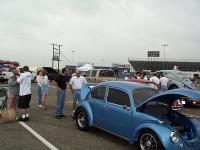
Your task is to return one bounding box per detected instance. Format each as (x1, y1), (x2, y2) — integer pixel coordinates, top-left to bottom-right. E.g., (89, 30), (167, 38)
(102, 88), (132, 138)
(88, 86), (107, 127)
(84, 70), (91, 83)
(90, 70), (98, 83)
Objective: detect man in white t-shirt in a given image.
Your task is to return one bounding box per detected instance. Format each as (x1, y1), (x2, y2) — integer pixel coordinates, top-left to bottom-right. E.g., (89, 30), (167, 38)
(160, 74), (169, 92)
(69, 69), (87, 116)
(17, 66), (32, 122)
(149, 74), (160, 90)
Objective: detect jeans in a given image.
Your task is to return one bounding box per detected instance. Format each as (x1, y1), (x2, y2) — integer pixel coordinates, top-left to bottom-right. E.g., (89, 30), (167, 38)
(55, 89), (66, 116)
(37, 85), (42, 105)
(72, 89), (82, 104)
(161, 85), (168, 92)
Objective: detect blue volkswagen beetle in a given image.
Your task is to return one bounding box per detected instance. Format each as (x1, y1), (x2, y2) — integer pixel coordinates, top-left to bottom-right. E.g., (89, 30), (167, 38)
(75, 81), (200, 150)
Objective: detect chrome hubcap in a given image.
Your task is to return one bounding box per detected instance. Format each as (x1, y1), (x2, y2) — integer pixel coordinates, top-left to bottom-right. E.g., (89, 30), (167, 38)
(140, 133), (157, 150)
(77, 112), (86, 128)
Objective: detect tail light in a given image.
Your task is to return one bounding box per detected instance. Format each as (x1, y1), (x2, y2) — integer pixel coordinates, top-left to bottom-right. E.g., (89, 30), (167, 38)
(192, 101), (197, 105)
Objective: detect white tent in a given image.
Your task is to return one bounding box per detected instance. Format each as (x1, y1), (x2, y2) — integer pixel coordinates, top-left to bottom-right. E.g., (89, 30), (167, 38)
(77, 64), (93, 72)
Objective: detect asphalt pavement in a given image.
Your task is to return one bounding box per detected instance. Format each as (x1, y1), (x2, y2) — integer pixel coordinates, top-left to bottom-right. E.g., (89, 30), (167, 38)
(0, 83), (200, 150)
(0, 83), (137, 150)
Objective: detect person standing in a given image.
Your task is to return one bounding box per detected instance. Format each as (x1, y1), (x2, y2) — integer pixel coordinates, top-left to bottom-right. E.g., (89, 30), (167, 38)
(7, 68), (20, 110)
(149, 73), (160, 90)
(160, 74), (169, 92)
(41, 69), (48, 110)
(17, 66), (32, 122)
(54, 68), (71, 119)
(36, 69), (43, 108)
(69, 69), (87, 117)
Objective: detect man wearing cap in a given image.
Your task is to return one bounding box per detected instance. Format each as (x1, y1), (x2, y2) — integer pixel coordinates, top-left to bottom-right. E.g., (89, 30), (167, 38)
(17, 66), (32, 122)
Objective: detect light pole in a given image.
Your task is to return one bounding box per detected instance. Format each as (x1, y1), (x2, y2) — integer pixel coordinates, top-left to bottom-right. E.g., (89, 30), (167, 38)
(71, 50), (75, 63)
(162, 44), (168, 70)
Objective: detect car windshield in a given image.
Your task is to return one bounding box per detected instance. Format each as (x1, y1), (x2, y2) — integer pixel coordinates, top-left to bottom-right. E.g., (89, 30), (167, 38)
(133, 88), (158, 107)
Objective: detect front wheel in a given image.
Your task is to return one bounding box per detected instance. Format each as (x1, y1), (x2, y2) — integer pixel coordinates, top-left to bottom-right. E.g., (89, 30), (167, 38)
(76, 109), (90, 131)
(139, 130), (164, 150)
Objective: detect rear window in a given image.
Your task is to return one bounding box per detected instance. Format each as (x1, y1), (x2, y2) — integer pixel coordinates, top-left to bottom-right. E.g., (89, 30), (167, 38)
(99, 70), (115, 77)
(133, 88), (158, 107)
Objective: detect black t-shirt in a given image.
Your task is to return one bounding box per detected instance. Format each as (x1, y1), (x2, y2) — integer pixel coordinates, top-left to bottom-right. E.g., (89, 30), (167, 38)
(54, 74), (71, 90)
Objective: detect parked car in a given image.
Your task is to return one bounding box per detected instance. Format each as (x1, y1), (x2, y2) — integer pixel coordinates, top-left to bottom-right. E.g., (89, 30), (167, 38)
(1, 68), (12, 82)
(75, 81), (200, 150)
(126, 79), (158, 89)
(181, 96), (200, 106)
(83, 69), (116, 84)
(0, 87), (7, 110)
(126, 79), (184, 110)
(42, 67), (59, 81)
(156, 70), (197, 90)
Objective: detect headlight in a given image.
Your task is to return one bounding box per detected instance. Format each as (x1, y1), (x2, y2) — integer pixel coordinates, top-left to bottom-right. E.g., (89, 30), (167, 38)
(170, 132), (179, 144)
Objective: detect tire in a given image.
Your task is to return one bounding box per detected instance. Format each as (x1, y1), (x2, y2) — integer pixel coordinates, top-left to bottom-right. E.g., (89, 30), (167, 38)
(76, 108), (90, 131)
(139, 129), (164, 150)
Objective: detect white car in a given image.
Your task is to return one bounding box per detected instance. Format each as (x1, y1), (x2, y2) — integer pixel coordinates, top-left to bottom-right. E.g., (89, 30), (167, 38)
(2, 67), (37, 83)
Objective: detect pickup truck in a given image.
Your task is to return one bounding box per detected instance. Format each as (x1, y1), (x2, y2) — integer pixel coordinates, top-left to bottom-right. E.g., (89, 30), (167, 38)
(83, 69), (117, 84)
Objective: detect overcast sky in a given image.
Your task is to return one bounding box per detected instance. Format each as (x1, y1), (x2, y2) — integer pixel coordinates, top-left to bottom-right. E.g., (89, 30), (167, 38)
(1, 0), (200, 67)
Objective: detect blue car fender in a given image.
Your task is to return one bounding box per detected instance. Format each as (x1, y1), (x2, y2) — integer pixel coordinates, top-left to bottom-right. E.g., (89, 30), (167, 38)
(76, 101), (93, 127)
(130, 121), (183, 149)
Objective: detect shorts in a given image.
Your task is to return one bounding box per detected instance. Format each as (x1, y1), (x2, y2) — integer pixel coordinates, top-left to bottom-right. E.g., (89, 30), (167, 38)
(41, 85), (48, 96)
(8, 93), (19, 98)
(18, 94), (31, 109)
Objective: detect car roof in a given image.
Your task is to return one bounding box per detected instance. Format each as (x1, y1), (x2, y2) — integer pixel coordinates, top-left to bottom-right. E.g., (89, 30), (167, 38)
(100, 81), (150, 93)
(157, 70), (180, 73)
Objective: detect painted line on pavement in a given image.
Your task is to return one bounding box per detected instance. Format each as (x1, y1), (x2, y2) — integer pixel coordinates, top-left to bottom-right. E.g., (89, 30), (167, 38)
(18, 122), (59, 150)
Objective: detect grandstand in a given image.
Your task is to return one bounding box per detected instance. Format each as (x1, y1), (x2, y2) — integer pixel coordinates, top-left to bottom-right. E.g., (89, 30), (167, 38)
(128, 59), (200, 72)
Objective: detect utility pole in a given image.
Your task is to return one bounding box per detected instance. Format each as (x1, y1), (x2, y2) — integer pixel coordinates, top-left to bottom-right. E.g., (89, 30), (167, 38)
(50, 43), (62, 70)
(71, 50), (75, 63)
(162, 44), (168, 70)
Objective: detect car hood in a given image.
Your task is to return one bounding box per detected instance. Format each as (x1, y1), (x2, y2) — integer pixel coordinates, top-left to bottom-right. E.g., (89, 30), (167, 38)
(138, 88), (200, 107)
(81, 84), (94, 100)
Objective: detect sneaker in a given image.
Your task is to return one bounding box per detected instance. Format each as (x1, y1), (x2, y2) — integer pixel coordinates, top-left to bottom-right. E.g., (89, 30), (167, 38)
(38, 105), (42, 108)
(55, 116), (62, 119)
(25, 117), (29, 121)
(17, 117), (26, 122)
(60, 114), (66, 118)
(42, 107), (47, 110)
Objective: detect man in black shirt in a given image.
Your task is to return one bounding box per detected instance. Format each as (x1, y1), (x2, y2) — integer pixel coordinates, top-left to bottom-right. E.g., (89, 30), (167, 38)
(54, 68), (71, 119)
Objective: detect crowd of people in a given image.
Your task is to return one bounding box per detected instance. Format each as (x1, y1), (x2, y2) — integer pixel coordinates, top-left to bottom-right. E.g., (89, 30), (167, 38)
(124, 72), (169, 92)
(6, 66), (170, 122)
(6, 66), (87, 122)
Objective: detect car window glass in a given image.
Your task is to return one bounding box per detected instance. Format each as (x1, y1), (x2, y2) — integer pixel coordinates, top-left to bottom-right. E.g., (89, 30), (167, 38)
(84, 71), (90, 77)
(99, 70), (115, 77)
(91, 70), (97, 77)
(133, 88), (158, 107)
(107, 88), (130, 107)
(166, 73), (174, 79)
(91, 87), (106, 100)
